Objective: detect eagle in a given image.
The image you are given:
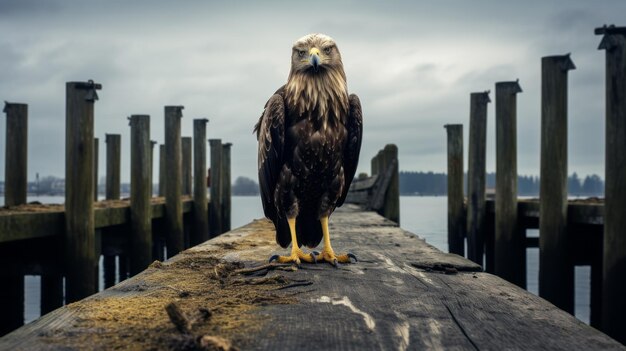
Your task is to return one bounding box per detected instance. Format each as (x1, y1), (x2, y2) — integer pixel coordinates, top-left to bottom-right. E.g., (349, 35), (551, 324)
(254, 33), (363, 266)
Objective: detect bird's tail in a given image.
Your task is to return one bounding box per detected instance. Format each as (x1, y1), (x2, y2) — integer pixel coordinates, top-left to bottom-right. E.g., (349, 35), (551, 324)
(296, 214), (323, 249)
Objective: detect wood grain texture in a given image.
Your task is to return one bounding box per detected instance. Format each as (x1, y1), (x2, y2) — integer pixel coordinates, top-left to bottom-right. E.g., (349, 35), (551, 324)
(192, 119), (209, 245)
(164, 106), (184, 256)
(105, 134), (121, 200)
(1, 205), (622, 350)
(209, 139), (222, 237)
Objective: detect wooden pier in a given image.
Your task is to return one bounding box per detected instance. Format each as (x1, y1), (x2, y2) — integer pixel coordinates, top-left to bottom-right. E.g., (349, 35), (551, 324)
(0, 81), (233, 336)
(444, 25), (626, 343)
(1, 205), (623, 350)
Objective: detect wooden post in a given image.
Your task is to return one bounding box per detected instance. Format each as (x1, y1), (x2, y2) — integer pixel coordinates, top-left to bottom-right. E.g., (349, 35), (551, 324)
(376, 150), (386, 176)
(221, 143), (232, 232)
(150, 140), (157, 196)
(159, 144), (166, 197)
(597, 25), (626, 342)
(539, 54), (575, 313)
(104, 133), (121, 287)
(0, 273), (24, 335)
(182, 137), (192, 196)
(371, 153), (379, 176)
(94, 137), (99, 200)
(382, 144), (400, 224)
(40, 269), (63, 314)
(64, 80), (101, 302)
(495, 80), (524, 288)
(164, 106), (184, 256)
(129, 115), (152, 275)
(209, 139), (222, 237)
(3, 102), (28, 206)
(467, 91), (490, 266)
(105, 134), (121, 200)
(192, 119), (209, 245)
(445, 124), (464, 256)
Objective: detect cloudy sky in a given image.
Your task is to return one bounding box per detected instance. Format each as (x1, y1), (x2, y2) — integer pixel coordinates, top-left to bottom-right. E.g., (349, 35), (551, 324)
(0, 0), (624, 184)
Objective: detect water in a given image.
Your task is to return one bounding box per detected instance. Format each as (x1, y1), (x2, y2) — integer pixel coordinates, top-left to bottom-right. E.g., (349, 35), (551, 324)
(5, 195), (590, 325)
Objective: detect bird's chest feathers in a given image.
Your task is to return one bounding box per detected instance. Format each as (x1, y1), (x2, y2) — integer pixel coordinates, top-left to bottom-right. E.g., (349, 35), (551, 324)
(285, 71), (349, 128)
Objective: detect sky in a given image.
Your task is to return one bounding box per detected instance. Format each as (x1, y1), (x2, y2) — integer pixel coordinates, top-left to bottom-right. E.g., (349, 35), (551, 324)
(0, 0), (624, 183)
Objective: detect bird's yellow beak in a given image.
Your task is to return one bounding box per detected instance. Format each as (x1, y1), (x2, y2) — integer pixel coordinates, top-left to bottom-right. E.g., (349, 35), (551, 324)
(309, 47), (321, 70)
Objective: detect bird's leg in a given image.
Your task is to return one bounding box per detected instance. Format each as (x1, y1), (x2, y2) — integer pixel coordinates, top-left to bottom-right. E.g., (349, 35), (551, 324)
(269, 218), (316, 265)
(314, 216), (357, 266)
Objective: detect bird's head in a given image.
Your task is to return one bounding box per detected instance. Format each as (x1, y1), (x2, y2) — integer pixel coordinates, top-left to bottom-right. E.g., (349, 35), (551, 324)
(289, 33), (344, 76)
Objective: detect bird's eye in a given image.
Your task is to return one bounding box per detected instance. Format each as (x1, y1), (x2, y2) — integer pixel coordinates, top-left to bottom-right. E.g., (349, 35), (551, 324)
(324, 47), (332, 55)
(298, 50), (306, 57)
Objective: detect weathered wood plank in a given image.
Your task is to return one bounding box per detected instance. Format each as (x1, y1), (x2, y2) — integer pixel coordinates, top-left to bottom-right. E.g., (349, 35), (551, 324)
(1, 206), (621, 350)
(444, 124), (464, 256)
(3, 102), (28, 206)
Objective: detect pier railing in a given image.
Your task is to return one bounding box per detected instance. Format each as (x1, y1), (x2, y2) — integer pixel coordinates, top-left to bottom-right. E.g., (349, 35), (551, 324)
(0, 81), (232, 336)
(445, 25), (626, 343)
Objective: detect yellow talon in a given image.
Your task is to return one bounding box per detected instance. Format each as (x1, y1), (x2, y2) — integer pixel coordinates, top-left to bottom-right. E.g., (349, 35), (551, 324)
(314, 216), (357, 266)
(269, 217), (316, 265)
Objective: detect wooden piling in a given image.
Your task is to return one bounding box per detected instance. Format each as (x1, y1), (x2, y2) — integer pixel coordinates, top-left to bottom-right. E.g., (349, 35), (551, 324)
(209, 139), (222, 237)
(597, 25), (626, 342)
(0, 273), (24, 335)
(382, 144), (400, 224)
(64, 80), (101, 302)
(467, 91), (490, 266)
(182, 137), (192, 196)
(94, 138), (99, 200)
(164, 106), (184, 256)
(3, 102), (28, 206)
(159, 144), (166, 197)
(371, 153), (379, 176)
(495, 80), (524, 288)
(192, 119), (209, 245)
(444, 124), (464, 256)
(129, 115), (152, 275)
(40, 270), (63, 314)
(150, 140), (157, 196)
(539, 54), (575, 313)
(221, 143), (232, 232)
(105, 134), (121, 200)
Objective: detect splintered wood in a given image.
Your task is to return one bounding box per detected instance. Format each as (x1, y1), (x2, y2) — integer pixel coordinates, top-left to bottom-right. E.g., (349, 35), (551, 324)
(0, 205), (623, 350)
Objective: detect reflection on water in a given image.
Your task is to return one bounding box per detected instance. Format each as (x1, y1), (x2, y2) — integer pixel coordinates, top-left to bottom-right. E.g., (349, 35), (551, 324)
(5, 195), (589, 325)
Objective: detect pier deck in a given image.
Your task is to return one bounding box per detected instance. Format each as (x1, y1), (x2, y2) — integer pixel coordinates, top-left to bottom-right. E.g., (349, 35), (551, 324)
(0, 205), (622, 350)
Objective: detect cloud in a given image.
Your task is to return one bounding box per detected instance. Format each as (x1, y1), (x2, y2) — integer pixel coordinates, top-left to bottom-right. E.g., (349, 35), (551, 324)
(0, 0), (624, 185)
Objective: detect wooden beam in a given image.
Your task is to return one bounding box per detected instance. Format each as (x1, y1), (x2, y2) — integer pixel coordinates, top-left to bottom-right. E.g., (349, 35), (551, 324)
(3, 102), (28, 206)
(164, 106), (184, 257)
(209, 139), (222, 237)
(444, 124), (464, 256)
(539, 54), (575, 313)
(129, 115), (152, 275)
(495, 80), (524, 288)
(192, 119), (209, 245)
(467, 91), (490, 266)
(598, 27), (626, 343)
(64, 80), (101, 302)
(158, 144), (166, 197)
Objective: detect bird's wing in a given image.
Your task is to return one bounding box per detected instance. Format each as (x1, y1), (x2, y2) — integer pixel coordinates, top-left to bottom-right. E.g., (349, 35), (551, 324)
(337, 93), (363, 207)
(255, 91), (286, 221)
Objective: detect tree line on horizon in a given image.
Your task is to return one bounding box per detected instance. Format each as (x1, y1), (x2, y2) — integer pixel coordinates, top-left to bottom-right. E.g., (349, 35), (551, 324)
(1, 173), (604, 198)
(399, 171), (604, 197)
